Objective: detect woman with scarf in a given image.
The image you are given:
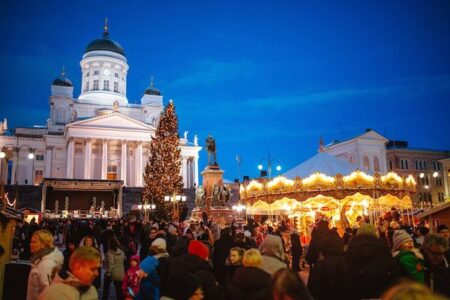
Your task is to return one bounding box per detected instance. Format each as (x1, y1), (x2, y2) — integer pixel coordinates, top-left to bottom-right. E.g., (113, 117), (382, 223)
(27, 229), (64, 300)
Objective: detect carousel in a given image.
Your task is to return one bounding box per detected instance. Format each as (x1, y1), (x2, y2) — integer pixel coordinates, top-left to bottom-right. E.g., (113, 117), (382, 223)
(240, 169), (416, 234)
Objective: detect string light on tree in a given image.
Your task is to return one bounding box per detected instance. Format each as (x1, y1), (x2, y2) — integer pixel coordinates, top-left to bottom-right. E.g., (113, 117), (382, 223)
(142, 99), (183, 221)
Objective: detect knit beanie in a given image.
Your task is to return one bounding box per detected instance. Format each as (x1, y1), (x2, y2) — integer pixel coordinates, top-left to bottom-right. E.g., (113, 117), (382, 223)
(188, 240), (209, 261)
(151, 238), (167, 251)
(393, 229), (413, 251)
(165, 271), (201, 299)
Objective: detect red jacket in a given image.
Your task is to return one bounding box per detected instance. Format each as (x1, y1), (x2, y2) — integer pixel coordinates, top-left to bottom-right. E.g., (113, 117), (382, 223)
(122, 255), (141, 297)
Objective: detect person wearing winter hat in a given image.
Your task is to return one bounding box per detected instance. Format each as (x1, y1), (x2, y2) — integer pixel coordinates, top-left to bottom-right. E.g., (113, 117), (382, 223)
(122, 255), (141, 300)
(151, 238), (170, 298)
(161, 271), (203, 300)
(392, 229), (424, 282)
(437, 224), (450, 262)
(166, 240), (218, 299)
(188, 240), (210, 261)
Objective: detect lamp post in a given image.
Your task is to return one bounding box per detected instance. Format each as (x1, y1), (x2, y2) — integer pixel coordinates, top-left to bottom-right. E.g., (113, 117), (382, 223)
(138, 202), (156, 222)
(0, 143), (35, 209)
(257, 151), (281, 178)
(164, 193), (187, 222)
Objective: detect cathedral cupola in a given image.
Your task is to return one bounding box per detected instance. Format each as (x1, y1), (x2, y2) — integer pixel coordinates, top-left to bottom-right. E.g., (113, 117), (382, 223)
(78, 18), (129, 106)
(85, 19), (125, 57)
(141, 78), (163, 125)
(144, 78), (161, 95)
(52, 66), (73, 87)
(51, 66), (74, 98)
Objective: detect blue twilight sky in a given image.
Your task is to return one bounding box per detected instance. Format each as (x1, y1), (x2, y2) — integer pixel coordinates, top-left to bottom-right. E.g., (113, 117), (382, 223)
(1, 0), (450, 181)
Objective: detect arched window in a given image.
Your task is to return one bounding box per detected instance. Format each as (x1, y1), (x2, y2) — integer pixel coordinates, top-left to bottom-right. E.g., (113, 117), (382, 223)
(373, 156), (380, 172)
(389, 160), (393, 170)
(56, 108), (66, 124)
(348, 155), (354, 164)
(363, 155), (370, 170)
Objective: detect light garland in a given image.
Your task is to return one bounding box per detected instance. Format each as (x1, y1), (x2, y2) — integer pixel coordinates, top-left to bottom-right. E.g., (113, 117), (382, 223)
(343, 170), (374, 183)
(268, 176), (294, 189)
(381, 172), (403, 184)
(246, 180), (263, 192)
(302, 172), (335, 186)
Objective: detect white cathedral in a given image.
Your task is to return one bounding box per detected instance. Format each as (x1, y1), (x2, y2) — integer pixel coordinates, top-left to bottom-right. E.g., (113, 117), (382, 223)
(0, 22), (201, 189)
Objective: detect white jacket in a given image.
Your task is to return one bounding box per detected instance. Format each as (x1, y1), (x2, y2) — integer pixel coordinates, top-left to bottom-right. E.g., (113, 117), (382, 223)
(27, 247), (64, 300)
(38, 269), (98, 300)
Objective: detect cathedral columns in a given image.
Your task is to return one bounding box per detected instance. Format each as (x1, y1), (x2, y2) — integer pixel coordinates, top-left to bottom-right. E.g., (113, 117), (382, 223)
(135, 142), (143, 186)
(194, 154), (199, 187)
(66, 138), (74, 179)
(45, 147), (53, 178)
(84, 139), (92, 179)
(101, 139), (108, 180)
(182, 157), (188, 188)
(121, 140), (127, 185)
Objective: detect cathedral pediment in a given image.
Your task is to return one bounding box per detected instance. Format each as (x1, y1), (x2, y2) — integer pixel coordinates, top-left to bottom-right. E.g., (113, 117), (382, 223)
(358, 130), (388, 142)
(67, 112), (153, 131)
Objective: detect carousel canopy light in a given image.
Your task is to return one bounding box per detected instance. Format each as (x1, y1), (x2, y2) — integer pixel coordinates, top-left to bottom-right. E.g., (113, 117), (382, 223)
(268, 176), (294, 189)
(343, 170), (374, 183)
(406, 175), (417, 185)
(381, 172), (403, 184)
(303, 172), (335, 185)
(246, 180), (263, 192)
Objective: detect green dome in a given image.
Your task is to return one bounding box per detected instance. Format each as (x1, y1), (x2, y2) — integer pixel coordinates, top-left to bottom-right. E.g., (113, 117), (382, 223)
(85, 25), (125, 56)
(52, 69), (72, 87)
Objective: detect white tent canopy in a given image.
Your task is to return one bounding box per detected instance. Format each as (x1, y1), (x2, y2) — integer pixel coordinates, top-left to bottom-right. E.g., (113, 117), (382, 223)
(283, 152), (369, 178)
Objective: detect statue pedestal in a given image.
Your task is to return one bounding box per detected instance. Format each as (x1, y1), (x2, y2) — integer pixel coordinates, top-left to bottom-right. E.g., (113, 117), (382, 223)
(190, 206), (236, 226)
(201, 166), (224, 204)
(190, 165), (237, 225)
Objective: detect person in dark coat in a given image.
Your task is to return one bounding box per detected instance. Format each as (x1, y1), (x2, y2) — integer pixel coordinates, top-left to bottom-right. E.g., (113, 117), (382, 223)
(140, 227), (157, 260)
(227, 249), (271, 300)
(167, 240), (218, 300)
(272, 268), (312, 300)
(421, 234), (450, 297)
(212, 227), (234, 288)
(290, 229), (303, 271)
(307, 234), (348, 300)
(305, 219), (329, 270)
(344, 234), (400, 300)
(437, 224), (450, 263)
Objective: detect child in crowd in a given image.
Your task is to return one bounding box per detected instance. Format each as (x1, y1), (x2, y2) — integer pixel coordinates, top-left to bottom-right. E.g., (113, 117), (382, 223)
(225, 247), (244, 283)
(122, 255), (141, 300)
(392, 229), (424, 283)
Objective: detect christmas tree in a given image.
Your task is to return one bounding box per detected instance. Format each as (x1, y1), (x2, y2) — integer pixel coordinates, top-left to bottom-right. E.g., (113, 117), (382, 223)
(143, 100), (183, 221)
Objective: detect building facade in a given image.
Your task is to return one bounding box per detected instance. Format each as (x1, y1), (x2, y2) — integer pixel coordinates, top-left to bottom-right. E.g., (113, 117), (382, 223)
(386, 141), (449, 207)
(324, 129), (388, 174)
(0, 23), (201, 188)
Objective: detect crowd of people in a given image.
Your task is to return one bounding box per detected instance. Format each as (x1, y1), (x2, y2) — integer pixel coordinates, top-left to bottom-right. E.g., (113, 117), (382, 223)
(10, 209), (450, 300)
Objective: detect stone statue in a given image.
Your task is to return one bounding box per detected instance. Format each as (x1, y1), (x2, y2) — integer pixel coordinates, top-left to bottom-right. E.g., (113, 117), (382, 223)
(194, 135), (198, 146)
(184, 131), (188, 140)
(113, 101), (119, 112)
(71, 110), (77, 122)
(211, 184), (221, 206)
(206, 134), (217, 166)
(221, 185), (231, 206)
(195, 185), (205, 208)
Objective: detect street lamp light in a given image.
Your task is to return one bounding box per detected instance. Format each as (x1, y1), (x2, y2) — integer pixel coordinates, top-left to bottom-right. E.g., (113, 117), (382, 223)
(232, 203), (247, 221)
(419, 173), (425, 178)
(165, 193), (187, 221)
(433, 172), (438, 178)
(257, 151), (281, 178)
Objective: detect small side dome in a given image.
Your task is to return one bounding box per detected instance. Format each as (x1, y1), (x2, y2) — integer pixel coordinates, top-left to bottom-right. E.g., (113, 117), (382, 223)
(144, 78), (161, 95)
(52, 67), (73, 87)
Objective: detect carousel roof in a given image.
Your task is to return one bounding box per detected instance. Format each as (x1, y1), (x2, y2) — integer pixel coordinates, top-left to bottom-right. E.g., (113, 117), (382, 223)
(283, 152), (366, 178)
